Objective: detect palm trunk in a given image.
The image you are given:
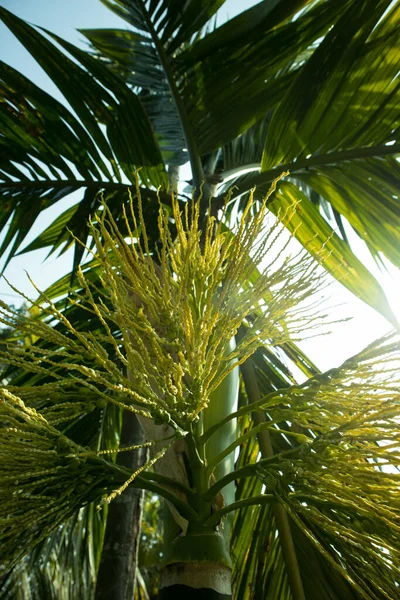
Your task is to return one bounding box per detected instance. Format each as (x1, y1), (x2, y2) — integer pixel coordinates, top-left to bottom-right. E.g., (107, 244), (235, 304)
(159, 349), (238, 600)
(95, 411), (146, 600)
(159, 532), (232, 599)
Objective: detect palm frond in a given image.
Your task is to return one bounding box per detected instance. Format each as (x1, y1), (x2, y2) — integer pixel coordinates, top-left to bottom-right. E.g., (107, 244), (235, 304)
(80, 25), (188, 167)
(0, 7), (168, 269)
(180, 0), (351, 154)
(90, 0), (223, 187)
(217, 0), (399, 285)
(261, 1), (399, 170)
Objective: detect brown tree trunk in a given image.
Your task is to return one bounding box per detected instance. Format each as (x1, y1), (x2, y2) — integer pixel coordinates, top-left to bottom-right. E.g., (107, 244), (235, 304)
(95, 411), (146, 600)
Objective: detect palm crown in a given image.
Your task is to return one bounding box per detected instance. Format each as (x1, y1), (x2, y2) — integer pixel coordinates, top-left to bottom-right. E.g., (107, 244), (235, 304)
(0, 1), (399, 599)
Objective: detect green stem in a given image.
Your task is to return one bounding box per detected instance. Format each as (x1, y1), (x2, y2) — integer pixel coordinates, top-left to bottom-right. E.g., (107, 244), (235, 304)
(200, 353), (343, 446)
(200, 392), (283, 445)
(140, 470), (195, 497)
(207, 422), (310, 473)
(207, 421), (274, 473)
(109, 464), (199, 522)
(240, 356), (306, 600)
(216, 142), (400, 203)
(185, 429), (213, 529)
(202, 467), (253, 501)
(200, 379), (314, 445)
(203, 494), (276, 529)
(202, 450), (298, 501)
(132, 478), (199, 522)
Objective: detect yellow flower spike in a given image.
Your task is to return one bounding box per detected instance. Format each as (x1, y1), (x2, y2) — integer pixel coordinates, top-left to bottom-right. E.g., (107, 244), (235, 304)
(0, 175), (329, 434)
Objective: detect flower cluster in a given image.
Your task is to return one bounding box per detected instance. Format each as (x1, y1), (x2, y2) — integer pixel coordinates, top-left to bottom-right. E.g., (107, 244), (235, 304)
(0, 177), (329, 429)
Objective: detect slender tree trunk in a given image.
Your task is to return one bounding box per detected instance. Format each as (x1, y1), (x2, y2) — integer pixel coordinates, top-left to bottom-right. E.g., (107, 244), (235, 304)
(95, 411), (146, 600)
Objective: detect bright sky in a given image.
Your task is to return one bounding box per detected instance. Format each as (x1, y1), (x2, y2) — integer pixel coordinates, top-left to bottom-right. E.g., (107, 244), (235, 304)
(0, 0), (399, 373)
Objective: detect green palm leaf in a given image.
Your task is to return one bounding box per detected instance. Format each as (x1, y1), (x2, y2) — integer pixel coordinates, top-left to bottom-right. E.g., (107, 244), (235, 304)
(296, 157), (400, 267)
(207, 0), (399, 322)
(261, 1), (399, 169)
(271, 181), (397, 325)
(220, 1), (400, 269)
(181, 0), (351, 154)
(81, 27), (188, 166)
(0, 6), (168, 270)
(0, 8), (166, 183)
(0, 504), (106, 600)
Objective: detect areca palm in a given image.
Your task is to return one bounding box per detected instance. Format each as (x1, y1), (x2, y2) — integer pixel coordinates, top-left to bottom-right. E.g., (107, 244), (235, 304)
(0, 1), (399, 599)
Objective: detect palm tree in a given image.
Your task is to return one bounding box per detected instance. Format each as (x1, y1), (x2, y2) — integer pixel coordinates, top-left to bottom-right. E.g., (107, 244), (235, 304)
(0, 1), (399, 599)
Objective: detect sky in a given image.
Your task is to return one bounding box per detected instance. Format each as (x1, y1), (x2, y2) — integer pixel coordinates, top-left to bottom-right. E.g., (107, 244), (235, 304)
(0, 0), (399, 373)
